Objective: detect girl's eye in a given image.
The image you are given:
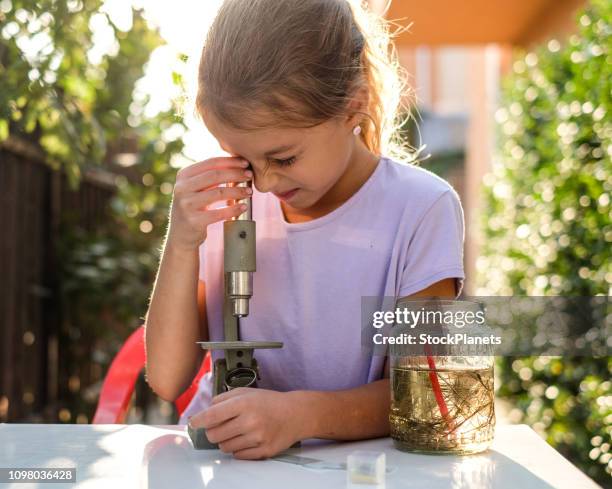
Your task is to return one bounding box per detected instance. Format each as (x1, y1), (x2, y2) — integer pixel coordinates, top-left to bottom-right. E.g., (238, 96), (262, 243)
(272, 156), (296, 167)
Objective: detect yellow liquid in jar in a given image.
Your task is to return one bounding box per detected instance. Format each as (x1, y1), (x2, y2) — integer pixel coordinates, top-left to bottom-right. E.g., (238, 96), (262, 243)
(390, 366), (495, 454)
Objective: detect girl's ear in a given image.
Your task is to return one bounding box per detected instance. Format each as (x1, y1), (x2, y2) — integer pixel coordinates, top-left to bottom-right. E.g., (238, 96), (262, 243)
(344, 85), (369, 128)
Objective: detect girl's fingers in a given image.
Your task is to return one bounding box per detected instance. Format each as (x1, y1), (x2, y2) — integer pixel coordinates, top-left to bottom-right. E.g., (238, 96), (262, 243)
(232, 445), (267, 460)
(184, 186), (251, 210)
(179, 167), (253, 194)
(201, 203), (247, 226)
(211, 386), (249, 405)
(179, 156), (248, 180)
(218, 434), (261, 455)
(192, 396), (243, 430)
(205, 417), (247, 444)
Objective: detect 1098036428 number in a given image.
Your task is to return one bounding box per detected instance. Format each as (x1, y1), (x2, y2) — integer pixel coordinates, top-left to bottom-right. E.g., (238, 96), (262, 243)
(0, 468), (76, 483)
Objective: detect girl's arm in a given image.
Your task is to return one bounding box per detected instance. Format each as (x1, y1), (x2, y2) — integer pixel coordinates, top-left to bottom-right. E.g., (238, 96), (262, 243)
(293, 277), (457, 441)
(144, 243), (206, 402)
(290, 370), (391, 441)
(144, 156), (252, 402)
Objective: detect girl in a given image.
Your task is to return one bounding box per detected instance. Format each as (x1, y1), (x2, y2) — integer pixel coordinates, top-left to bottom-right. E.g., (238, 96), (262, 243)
(145, 0), (465, 460)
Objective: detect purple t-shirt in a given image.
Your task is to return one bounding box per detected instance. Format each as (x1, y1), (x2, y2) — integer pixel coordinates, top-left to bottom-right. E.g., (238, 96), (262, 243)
(179, 156), (465, 423)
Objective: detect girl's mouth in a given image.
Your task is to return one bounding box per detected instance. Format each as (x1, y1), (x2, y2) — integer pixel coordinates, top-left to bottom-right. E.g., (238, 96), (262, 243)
(273, 188), (299, 201)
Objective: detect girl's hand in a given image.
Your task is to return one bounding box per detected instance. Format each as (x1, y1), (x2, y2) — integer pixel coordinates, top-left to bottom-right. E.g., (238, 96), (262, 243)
(189, 388), (304, 460)
(167, 156), (253, 251)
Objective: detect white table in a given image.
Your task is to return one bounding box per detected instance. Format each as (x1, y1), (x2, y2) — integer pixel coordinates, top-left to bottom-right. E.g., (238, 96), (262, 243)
(0, 424), (601, 488)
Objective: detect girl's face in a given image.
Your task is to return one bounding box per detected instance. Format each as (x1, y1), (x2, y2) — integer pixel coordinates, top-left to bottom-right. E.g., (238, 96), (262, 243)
(202, 112), (358, 211)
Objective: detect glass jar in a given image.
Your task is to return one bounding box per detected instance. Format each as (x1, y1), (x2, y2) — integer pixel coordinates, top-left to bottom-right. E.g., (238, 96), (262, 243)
(388, 300), (495, 455)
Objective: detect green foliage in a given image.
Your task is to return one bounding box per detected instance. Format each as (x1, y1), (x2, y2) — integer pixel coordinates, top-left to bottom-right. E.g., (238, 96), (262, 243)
(1, 0), (185, 315)
(0, 0), (163, 184)
(57, 105), (183, 338)
(478, 0), (611, 484)
(2, 0), (187, 421)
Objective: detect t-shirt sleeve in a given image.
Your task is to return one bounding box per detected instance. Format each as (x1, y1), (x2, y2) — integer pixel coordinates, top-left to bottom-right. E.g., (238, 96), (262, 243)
(398, 189), (465, 298)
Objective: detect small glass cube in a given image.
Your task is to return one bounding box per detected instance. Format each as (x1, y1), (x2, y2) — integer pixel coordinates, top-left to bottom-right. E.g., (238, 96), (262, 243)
(347, 450), (386, 486)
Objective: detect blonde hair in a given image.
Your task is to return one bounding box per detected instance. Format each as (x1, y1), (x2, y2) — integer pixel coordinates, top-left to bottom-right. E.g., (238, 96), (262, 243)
(196, 0), (415, 162)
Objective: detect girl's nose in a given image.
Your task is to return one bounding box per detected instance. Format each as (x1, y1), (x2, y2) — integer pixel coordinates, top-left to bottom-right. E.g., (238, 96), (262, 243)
(252, 164), (278, 194)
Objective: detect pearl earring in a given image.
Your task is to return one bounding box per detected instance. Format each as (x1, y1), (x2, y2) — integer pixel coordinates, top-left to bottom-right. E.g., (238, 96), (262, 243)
(353, 125), (362, 136)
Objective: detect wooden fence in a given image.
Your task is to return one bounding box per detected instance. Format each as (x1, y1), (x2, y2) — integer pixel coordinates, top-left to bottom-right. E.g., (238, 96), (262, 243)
(0, 138), (116, 422)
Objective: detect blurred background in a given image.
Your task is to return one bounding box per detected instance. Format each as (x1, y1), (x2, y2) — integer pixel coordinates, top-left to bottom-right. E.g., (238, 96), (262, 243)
(0, 0), (610, 484)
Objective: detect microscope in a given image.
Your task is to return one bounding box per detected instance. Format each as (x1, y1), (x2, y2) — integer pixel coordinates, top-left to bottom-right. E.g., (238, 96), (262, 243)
(188, 178), (283, 449)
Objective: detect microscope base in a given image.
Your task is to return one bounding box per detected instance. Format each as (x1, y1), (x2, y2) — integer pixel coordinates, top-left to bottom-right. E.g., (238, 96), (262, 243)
(187, 424), (219, 450)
